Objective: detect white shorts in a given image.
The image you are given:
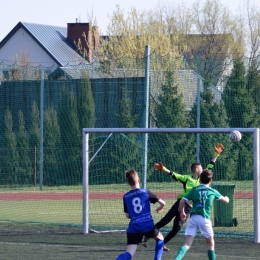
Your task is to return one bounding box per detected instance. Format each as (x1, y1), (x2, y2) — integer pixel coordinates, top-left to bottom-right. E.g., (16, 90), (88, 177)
(185, 214), (214, 238)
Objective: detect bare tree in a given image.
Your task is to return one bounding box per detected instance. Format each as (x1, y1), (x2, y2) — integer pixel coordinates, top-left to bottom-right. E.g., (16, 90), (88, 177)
(178, 0), (245, 89)
(244, 0), (260, 60)
(98, 7), (179, 55)
(7, 49), (41, 80)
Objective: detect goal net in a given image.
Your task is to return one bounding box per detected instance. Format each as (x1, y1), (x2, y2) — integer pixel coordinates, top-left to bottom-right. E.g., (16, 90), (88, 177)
(82, 128), (260, 243)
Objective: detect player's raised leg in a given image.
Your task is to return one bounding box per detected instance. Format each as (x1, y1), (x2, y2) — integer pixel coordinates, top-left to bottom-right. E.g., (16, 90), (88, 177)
(174, 235), (193, 260)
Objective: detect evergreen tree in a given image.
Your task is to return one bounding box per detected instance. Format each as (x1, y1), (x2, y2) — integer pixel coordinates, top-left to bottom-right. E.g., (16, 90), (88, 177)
(109, 96), (141, 183)
(67, 92), (81, 184)
(189, 83), (236, 180)
(77, 76), (96, 183)
(247, 59), (260, 124)
(224, 59), (257, 128)
(29, 101), (40, 149)
(29, 101), (40, 186)
(118, 97), (138, 129)
(58, 86), (81, 185)
(17, 110), (32, 184)
(77, 76), (95, 129)
(151, 70), (194, 181)
(43, 104), (61, 186)
(3, 110), (19, 185)
(223, 59), (257, 180)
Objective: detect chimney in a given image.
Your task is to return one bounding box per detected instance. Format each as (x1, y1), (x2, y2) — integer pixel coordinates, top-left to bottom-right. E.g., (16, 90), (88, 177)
(67, 22), (98, 62)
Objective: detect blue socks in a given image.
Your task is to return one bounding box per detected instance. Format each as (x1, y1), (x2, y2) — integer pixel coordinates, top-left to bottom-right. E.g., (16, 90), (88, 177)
(154, 239), (164, 260)
(115, 240), (165, 260)
(116, 251), (132, 260)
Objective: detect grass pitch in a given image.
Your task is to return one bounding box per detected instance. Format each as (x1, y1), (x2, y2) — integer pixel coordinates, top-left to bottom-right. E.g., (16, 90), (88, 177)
(0, 222), (258, 260)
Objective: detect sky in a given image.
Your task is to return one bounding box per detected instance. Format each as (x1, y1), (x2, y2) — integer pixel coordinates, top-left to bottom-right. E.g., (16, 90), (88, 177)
(0, 0), (259, 42)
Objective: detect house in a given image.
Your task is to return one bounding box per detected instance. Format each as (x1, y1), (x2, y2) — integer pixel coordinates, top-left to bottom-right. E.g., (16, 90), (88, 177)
(0, 21), (98, 69)
(0, 22), (225, 110)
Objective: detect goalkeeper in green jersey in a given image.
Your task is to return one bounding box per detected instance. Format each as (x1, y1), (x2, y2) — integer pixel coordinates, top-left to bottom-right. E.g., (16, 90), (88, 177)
(142, 144), (224, 252)
(174, 169), (229, 260)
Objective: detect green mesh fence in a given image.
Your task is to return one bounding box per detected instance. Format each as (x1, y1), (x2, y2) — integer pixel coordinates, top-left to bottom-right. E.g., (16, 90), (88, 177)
(85, 132), (254, 238)
(0, 53), (258, 239)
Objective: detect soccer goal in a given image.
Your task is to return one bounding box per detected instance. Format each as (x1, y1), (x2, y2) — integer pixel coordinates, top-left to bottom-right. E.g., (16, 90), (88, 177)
(82, 128), (260, 243)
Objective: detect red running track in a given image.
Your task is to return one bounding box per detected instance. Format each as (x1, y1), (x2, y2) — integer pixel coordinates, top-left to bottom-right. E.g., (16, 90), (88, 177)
(0, 191), (253, 201)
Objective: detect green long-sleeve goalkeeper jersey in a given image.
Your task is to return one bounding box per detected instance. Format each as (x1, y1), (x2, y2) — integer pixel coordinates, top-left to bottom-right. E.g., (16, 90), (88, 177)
(170, 172), (200, 199)
(170, 162), (215, 200)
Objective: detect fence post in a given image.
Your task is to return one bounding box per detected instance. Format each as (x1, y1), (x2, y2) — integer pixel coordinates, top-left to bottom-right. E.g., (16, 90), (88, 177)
(253, 128), (260, 243)
(196, 77), (201, 162)
(39, 69), (44, 190)
(142, 45), (150, 188)
(34, 146), (37, 187)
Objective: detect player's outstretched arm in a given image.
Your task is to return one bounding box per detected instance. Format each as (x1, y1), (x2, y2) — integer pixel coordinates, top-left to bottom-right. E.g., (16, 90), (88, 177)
(155, 198), (166, 213)
(214, 143), (224, 157)
(154, 162), (171, 174)
(154, 162), (181, 182)
(207, 143), (224, 169)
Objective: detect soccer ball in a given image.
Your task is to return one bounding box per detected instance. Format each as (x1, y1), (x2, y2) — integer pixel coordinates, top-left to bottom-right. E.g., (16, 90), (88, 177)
(229, 130), (242, 142)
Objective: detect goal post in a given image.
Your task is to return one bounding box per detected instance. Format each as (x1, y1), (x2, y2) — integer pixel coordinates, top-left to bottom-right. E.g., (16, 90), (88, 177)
(82, 127), (260, 243)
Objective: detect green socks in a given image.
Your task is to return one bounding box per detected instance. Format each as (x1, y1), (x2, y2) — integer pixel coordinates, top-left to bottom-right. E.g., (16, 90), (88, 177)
(174, 245), (188, 260)
(174, 246), (215, 260)
(208, 250), (216, 260)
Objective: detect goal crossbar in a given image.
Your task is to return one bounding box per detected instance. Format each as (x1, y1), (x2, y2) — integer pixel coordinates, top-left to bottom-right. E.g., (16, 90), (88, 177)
(82, 128), (260, 244)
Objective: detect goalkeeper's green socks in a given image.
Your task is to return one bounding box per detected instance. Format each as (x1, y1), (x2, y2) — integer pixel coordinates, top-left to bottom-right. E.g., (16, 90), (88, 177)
(207, 250), (216, 260)
(174, 245), (188, 260)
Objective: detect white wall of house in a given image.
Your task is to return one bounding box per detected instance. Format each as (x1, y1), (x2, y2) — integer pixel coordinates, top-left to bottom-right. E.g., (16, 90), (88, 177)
(0, 27), (57, 66)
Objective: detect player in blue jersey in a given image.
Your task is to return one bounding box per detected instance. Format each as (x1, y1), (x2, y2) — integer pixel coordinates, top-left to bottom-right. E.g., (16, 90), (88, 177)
(142, 144), (224, 251)
(115, 169), (166, 260)
(174, 169), (229, 260)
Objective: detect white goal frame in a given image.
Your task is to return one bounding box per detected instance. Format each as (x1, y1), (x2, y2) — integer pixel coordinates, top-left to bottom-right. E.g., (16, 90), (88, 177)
(82, 127), (260, 243)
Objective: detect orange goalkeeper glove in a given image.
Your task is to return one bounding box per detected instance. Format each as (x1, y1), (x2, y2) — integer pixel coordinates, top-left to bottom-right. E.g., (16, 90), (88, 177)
(154, 162), (167, 172)
(214, 143), (224, 157)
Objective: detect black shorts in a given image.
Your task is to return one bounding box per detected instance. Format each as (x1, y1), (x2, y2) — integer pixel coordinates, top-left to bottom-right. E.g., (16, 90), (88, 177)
(127, 227), (160, 245)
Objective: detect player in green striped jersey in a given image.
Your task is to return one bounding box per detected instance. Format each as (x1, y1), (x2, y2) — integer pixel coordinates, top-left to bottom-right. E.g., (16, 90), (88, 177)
(142, 144), (224, 251)
(174, 169), (229, 260)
